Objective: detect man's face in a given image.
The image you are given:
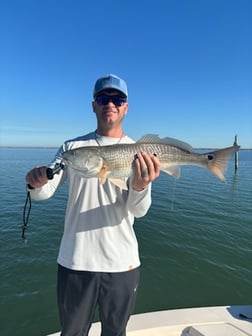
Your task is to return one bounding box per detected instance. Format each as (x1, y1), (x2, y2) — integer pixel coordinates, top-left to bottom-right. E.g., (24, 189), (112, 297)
(92, 90), (128, 128)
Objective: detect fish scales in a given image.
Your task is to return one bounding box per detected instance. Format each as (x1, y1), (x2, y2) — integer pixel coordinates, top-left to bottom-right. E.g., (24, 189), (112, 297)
(100, 142), (196, 173)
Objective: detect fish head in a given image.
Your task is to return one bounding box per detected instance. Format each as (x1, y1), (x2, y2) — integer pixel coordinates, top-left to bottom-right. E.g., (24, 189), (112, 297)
(62, 147), (104, 177)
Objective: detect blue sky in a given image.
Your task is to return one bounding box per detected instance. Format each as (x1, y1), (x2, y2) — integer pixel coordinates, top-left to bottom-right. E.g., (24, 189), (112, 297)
(1, 0), (251, 148)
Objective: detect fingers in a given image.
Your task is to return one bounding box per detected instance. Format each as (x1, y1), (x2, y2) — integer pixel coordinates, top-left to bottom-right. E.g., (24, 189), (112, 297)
(136, 152), (160, 179)
(25, 166), (48, 189)
(132, 152), (160, 191)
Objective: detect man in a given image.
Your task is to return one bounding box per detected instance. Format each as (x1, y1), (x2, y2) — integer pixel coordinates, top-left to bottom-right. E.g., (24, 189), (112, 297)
(26, 74), (160, 336)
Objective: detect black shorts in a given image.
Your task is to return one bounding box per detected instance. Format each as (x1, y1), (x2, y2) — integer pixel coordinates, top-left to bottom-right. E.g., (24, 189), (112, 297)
(57, 264), (140, 336)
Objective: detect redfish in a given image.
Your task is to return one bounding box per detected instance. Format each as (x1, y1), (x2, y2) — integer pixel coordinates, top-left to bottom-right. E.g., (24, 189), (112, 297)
(62, 135), (240, 189)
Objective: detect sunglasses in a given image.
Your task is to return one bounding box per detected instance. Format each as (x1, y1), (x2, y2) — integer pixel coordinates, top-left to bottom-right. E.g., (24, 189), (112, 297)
(95, 95), (127, 107)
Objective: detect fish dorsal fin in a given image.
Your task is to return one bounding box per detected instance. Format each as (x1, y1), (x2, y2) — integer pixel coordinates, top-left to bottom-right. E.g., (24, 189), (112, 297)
(137, 134), (193, 153)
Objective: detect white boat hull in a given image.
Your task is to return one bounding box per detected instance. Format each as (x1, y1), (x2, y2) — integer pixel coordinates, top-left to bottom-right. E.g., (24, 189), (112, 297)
(48, 305), (252, 336)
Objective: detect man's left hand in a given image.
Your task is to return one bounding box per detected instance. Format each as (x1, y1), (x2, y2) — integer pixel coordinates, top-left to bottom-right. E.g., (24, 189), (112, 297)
(131, 152), (161, 191)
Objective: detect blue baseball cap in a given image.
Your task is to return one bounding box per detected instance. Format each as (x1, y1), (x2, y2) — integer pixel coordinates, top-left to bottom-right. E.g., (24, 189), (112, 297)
(93, 74), (128, 98)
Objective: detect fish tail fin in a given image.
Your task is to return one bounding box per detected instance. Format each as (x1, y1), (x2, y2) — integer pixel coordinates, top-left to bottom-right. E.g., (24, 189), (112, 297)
(206, 145), (240, 182)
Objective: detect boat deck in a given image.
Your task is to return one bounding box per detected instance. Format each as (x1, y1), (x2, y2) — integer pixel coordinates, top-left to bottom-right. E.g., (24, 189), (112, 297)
(48, 305), (252, 336)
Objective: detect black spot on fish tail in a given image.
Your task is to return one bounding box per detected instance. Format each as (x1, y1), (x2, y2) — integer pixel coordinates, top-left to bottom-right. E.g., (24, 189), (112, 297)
(208, 154), (214, 160)
(153, 153), (157, 156)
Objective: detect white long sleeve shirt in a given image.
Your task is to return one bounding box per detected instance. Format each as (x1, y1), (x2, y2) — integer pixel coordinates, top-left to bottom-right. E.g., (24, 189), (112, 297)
(29, 132), (152, 272)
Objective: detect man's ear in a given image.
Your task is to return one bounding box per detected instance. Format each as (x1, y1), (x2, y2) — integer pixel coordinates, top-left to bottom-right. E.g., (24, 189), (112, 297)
(123, 103), (129, 115)
(92, 101), (96, 112)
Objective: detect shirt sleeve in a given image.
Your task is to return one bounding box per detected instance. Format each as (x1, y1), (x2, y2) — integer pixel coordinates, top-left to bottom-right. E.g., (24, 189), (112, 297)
(28, 170), (65, 200)
(126, 181), (152, 218)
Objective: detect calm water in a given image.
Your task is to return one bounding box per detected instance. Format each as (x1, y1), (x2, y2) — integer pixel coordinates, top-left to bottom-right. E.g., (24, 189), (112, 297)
(0, 147), (251, 336)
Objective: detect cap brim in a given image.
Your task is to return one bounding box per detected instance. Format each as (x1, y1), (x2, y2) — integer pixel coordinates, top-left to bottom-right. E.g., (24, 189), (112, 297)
(94, 87), (127, 98)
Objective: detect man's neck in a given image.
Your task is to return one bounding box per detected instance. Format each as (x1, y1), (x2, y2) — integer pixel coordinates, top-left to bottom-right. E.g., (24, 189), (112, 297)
(96, 127), (124, 138)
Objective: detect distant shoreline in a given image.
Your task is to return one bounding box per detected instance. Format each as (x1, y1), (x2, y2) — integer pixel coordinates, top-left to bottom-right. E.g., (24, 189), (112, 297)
(0, 146), (251, 150)
(0, 146), (59, 149)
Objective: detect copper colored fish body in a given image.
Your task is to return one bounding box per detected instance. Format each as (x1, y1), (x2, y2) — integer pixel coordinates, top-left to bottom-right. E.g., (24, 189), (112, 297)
(62, 135), (240, 189)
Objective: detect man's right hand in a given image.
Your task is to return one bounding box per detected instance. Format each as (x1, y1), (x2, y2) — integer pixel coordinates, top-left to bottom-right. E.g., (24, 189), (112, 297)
(25, 166), (48, 189)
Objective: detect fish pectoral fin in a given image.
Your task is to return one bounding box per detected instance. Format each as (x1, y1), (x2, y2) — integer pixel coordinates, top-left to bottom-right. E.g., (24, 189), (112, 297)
(98, 165), (128, 189)
(108, 178), (128, 190)
(162, 166), (181, 178)
(98, 166), (110, 185)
